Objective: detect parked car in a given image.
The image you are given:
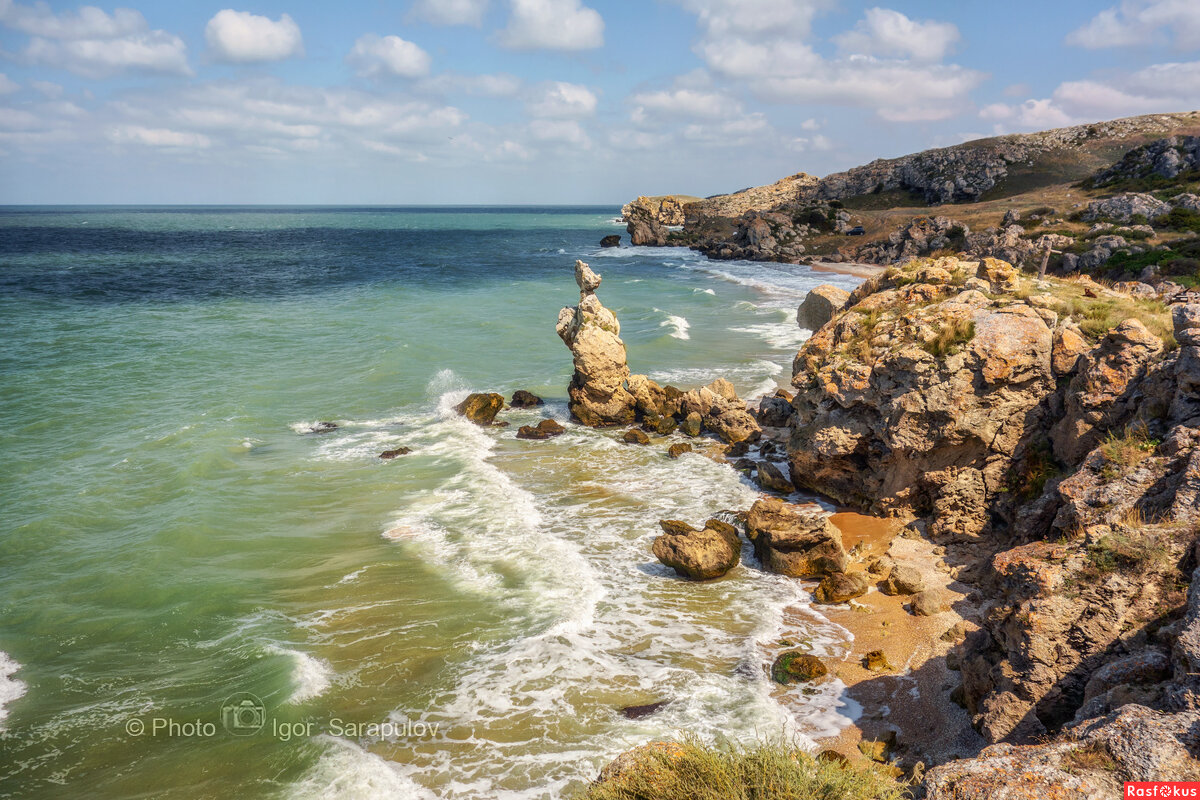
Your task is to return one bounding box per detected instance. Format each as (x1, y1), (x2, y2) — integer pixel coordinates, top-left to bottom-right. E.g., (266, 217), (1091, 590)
(847, 226), (866, 236)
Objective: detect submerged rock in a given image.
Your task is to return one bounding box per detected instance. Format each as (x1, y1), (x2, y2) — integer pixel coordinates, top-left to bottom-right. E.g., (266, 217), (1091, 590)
(556, 261), (637, 426)
(510, 390), (544, 408)
(745, 498), (847, 577)
(771, 651), (828, 684)
(600, 234), (621, 248)
(455, 393), (505, 426)
(652, 518), (741, 581)
(755, 461), (794, 493)
(305, 421), (339, 434)
(623, 428), (651, 445)
(667, 442), (692, 459)
(516, 419), (565, 440)
(379, 447), (411, 459)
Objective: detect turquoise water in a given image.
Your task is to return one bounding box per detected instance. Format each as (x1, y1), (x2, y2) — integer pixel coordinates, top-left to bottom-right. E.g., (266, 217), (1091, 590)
(0, 207), (862, 799)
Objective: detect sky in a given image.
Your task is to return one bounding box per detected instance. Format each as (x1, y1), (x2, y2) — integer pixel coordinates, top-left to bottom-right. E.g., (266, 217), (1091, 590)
(1, 0), (1200, 204)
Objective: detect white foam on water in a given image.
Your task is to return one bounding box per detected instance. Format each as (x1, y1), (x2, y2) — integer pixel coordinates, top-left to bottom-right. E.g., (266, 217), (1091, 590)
(287, 736), (438, 800)
(653, 308), (690, 340)
(0, 652), (27, 729)
(267, 646), (335, 704)
(694, 287), (716, 295)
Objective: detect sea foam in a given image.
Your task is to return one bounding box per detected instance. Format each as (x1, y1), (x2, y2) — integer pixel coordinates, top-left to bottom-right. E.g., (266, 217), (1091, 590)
(0, 652), (26, 729)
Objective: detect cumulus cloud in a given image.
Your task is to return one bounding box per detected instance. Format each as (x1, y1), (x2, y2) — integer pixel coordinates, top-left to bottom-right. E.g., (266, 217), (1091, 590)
(0, 73), (18, 94)
(108, 125), (211, 148)
(205, 9), (303, 63)
(1066, 0), (1200, 50)
(347, 34), (431, 78)
(629, 87), (740, 122)
(409, 0), (489, 27)
(984, 59), (1200, 132)
(418, 72), (521, 97)
(497, 0), (603, 50)
(682, 113), (772, 145)
(528, 118), (590, 146)
(0, 0), (190, 77)
(672, 0), (982, 121)
(30, 79), (61, 97)
(834, 7), (960, 62)
(525, 81), (597, 118)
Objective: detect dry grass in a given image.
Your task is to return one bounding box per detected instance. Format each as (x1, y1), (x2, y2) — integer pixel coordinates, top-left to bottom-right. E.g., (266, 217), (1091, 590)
(1061, 742), (1117, 775)
(574, 736), (910, 800)
(922, 318), (976, 358)
(1100, 425), (1159, 480)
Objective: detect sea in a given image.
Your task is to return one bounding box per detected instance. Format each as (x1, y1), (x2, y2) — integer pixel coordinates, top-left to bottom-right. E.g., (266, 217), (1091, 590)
(0, 206), (863, 799)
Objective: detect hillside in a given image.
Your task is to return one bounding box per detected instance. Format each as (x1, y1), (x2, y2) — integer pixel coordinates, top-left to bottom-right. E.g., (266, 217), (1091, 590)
(623, 111), (1200, 293)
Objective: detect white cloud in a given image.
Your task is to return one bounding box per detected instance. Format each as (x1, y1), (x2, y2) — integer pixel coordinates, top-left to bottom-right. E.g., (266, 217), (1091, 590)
(497, 0), (603, 50)
(526, 81), (597, 118)
(418, 72), (522, 96)
(30, 79), (61, 97)
(347, 34), (431, 78)
(0, 0), (190, 77)
(0, 73), (17, 94)
(800, 118), (821, 131)
(834, 7), (960, 62)
(673, 1), (981, 121)
(0, 107), (40, 129)
(1066, 0), (1200, 50)
(629, 87), (739, 121)
(529, 118), (590, 146)
(109, 125), (212, 148)
(409, 0), (489, 27)
(675, 0), (834, 39)
(682, 113), (771, 145)
(205, 9), (303, 63)
(987, 59), (1200, 132)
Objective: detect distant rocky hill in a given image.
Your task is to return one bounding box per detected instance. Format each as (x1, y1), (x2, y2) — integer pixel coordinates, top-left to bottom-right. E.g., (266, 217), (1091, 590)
(622, 112), (1200, 291)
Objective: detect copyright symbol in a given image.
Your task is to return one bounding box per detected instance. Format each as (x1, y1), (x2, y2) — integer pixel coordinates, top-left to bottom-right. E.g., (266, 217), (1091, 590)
(126, 718), (145, 736)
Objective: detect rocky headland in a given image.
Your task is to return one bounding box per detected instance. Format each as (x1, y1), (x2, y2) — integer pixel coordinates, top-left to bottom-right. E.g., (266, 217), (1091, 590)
(550, 250), (1200, 798)
(621, 112), (1200, 297)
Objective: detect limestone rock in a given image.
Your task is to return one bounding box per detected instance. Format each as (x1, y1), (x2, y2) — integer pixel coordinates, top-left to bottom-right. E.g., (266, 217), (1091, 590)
(623, 428), (650, 445)
(771, 651), (828, 684)
(745, 499), (847, 577)
(755, 461), (794, 493)
(1081, 192), (1172, 223)
(680, 412), (702, 437)
(813, 571), (870, 604)
(455, 393), (505, 426)
(652, 519), (741, 581)
(1052, 324), (1089, 376)
(600, 234), (620, 248)
(879, 564), (926, 596)
(379, 447), (411, 459)
(510, 390), (544, 408)
(516, 419), (565, 440)
(909, 589), (946, 616)
(557, 261), (637, 426)
(667, 443), (692, 459)
(797, 284), (850, 331)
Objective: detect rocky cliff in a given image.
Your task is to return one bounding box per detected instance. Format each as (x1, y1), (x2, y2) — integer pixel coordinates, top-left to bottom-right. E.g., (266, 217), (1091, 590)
(782, 254), (1200, 792)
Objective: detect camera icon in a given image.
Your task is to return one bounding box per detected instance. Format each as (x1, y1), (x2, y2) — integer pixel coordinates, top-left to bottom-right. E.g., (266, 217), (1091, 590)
(220, 692), (266, 736)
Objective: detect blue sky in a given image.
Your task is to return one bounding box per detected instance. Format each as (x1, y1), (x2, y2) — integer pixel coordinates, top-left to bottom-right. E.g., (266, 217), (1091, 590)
(1, 0), (1199, 204)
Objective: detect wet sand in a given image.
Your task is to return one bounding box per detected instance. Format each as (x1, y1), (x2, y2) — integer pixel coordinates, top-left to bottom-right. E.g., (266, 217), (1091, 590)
(810, 261), (886, 280)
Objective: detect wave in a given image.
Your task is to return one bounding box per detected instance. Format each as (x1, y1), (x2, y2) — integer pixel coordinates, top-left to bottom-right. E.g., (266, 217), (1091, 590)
(0, 652), (26, 729)
(267, 646), (334, 704)
(653, 308), (691, 340)
(287, 736), (438, 800)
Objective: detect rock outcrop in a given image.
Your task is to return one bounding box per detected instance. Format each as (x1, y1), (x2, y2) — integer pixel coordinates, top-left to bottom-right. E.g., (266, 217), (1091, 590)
(1081, 192), (1172, 223)
(789, 257), (1056, 537)
(455, 393), (505, 425)
(797, 284), (850, 331)
(556, 261), (637, 426)
(745, 499), (847, 577)
(1091, 135), (1200, 187)
(677, 378), (761, 444)
(652, 518), (741, 581)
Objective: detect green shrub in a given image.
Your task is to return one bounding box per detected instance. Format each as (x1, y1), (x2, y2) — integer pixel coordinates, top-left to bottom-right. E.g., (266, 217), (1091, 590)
(574, 736), (910, 800)
(1155, 208), (1200, 233)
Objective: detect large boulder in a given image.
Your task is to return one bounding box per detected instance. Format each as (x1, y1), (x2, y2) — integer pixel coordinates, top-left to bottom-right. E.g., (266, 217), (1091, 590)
(797, 284), (851, 331)
(678, 379), (761, 444)
(1081, 192), (1172, 223)
(813, 571), (870, 604)
(455, 393), (505, 425)
(652, 519), (741, 581)
(745, 499), (847, 577)
(788, 257), (1056, 536)
(556, 261), (637, 426)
